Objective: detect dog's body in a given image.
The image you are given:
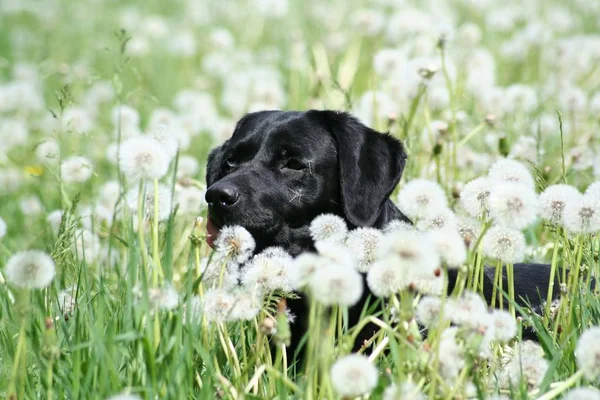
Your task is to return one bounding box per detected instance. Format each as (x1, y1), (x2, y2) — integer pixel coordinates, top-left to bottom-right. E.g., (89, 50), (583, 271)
(205, 110), (557, 359)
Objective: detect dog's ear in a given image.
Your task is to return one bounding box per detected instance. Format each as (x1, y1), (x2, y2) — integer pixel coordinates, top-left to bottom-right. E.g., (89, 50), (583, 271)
(307, 110), (407, 227)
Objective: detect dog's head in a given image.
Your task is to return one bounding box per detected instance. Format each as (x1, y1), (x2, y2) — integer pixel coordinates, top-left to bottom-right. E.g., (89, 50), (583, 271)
(205, 110), (408, 255)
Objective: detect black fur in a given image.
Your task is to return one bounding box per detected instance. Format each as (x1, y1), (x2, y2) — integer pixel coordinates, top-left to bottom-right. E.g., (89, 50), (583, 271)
(205, 110), (557, 361)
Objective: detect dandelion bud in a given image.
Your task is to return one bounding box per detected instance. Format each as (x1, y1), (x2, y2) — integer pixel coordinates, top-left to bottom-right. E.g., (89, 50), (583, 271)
(432, 139), (443, 157)
(260, 316), (277, 335)
(418, 66), (437, 81)
(498, 135), (509, 157)
(485, 114), (497, 128)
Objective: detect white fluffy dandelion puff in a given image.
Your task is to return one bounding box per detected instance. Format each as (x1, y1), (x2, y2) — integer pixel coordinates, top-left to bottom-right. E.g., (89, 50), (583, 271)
(288, 253), (326, 290)
(379, 230), (440, 277)
(415, 296), (442, 328)
(214, 225), (255, 266)
(229, 289), (262, 321)
(488, 158), (535, 189)
(147, 285), (179, 311)
(4, 250), (56, 288)
(488, 182), (538, 229)
(563, 387), (600, 400)
(416, 207), (458, 232)
(0, 216), (6, 239)
(345, 227), (382, 272)
(506, 344), (549, 389)
(383, 219), (414, 234)
(367, 255), (408, 297)
(330, 354), (378, 398)
(427, 228), (467, 268)
(383, 381), (426, 400)
(563, 196), (600, 234)
(538, 184), (581, 225)
(309, 214), (348, 243)
(119, 136), (170, 182)
(575, 326), (600, 382)
(482, 226), (526, 264)
(241, 251), (292, 293)
(460, 177), (495, 218)
(202, 288), (235, 323)
(397, 179), (448, 220)
(491, 309), (517, 342)
(585, 181), (600, 199)
(61, 156), (93, 184)
(309, 264), (363, 306)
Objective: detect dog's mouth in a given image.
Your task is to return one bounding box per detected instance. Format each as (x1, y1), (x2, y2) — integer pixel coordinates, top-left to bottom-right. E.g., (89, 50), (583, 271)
(206, 214), (220, 249)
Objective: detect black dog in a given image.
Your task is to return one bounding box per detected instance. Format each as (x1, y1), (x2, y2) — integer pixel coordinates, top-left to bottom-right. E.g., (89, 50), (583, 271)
(204, 110), (558, 359)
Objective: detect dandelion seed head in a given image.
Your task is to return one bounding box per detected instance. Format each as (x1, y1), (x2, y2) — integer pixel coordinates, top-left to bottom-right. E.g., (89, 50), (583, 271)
(482, 225), (526, 264)
(19, 195), (44, 216)
(61, 156), (93, 184)
(175, 186), (206, 215)
(416, 296), (442, 328)
(346, 227), (382, 272)
(457, 216), (480, 249)
(228, 289), (261, 321)
(460, 177), (495, 218)
(563, 196), (600, 234)
(47, 210), (63, 234)
(563, 387), (600, 400)
(576, 326), (600, 382)
(506, 347), (549, 390)
(314, 241), (354, 267)
(488, 182), (538, 229)
(397, 179), (448, 220)
(448, 291), (490, 331)
(107, 393), (142, 400)
(309, 264), (363, 306)
(585, 181), (600, 199)
(539, 184), (581, 225)
(288, 253), (326, 290)
(309, 214), (348, 243)
(416, 207), (458, 232)
(491, 309), (517, 342)
(36, 139), (60, 163)
(383, 381), (426, 400)
(241, 251), (292, 293)
(119, 136), (170, 182)
(214, 225), (255, 266)
(330, 354), (378, 397)
(383, 219), (414, 234)
(147, 285), (179, 311)
(367, 255), (408, 297)
(202, 288), (235, 323)
(0, 216), (6, 239)
(437, 327), (466, 380)
(177, 155), (200, 178)
(379, 230), (440, 277)
(427, 228), (467, 268)
(4, 250), (56, 288)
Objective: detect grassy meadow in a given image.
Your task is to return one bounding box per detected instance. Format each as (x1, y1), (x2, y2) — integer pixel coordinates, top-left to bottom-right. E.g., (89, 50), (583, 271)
(1, 0), (600, 399)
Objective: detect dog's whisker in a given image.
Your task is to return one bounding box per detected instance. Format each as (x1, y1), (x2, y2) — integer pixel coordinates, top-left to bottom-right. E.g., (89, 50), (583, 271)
(289, 188), (303, 203)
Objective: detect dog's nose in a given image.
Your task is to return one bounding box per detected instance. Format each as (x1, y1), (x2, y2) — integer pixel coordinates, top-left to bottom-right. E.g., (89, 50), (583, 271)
(206, 184), (240, 207)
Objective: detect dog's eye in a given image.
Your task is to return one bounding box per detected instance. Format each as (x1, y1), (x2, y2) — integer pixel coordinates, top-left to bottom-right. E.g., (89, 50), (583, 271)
(224, 158), (237, 171)
(282, 158), (305, 171)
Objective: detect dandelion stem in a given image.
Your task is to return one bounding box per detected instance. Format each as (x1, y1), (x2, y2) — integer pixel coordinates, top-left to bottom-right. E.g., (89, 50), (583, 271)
(535, 369), (583, 400)
(544, 234), (561, 326)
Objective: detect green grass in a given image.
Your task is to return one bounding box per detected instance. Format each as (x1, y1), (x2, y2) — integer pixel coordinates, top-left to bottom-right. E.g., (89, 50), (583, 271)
(1, 0), (600, 399)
